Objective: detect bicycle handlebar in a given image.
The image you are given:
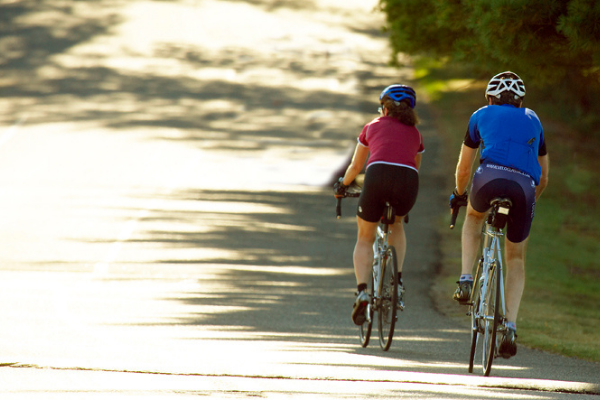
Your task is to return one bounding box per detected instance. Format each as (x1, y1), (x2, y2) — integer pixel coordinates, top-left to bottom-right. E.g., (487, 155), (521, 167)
(335, 189), (360, 219)
(338, 194), (460, 226)
(335, 184), (410, 224)
(449, 206), (460, 229)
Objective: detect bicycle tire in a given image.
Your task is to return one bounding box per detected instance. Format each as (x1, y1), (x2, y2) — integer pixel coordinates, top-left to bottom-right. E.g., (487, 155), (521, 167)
(482, 261), (500, 376)
(359, 265), (375, 347)
(468, 258), (484, 373)
(378, 246), (398, 351)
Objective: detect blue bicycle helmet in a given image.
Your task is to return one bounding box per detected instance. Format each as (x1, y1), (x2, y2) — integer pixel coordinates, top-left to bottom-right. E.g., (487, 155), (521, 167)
(379, 84), (417, 109)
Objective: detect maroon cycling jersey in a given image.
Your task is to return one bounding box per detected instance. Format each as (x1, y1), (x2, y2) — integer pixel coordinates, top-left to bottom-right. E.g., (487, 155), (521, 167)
(358, 116), (425, 172)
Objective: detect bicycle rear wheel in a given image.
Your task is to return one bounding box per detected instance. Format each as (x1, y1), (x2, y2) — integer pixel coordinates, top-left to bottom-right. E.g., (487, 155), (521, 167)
(482, 261), (500, 376)
(359, 264), (375, 347)
(378, 246), (398, 351)
(468, 259), (484, 373)
(469, 287), (481, 373)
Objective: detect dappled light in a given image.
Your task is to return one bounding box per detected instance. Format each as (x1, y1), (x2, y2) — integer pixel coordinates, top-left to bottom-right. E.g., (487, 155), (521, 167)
(2, 1), (599, 396)
(0, 0), (384, 142)
(0, 0), (403, 194)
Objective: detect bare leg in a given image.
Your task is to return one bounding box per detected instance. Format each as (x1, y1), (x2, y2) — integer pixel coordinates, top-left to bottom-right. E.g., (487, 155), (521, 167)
(388, 216), (407, 273)
(461, 203), (487, 275)
(504, 238), (527, 323)
(354, 216), (378, 285)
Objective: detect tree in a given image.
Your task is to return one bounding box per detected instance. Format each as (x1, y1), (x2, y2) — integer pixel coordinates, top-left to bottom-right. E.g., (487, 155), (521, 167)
(379, 0), (600, 113)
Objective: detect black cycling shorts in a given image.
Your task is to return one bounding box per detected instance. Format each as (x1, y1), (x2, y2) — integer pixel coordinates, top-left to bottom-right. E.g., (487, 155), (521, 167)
(470, 163), (537, 243)
(357, 163), (419, 223)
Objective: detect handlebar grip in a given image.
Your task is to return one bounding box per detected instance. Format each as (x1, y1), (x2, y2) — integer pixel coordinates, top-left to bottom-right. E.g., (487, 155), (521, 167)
(336, 197), (342, 219)
(450, 207), (460, 229)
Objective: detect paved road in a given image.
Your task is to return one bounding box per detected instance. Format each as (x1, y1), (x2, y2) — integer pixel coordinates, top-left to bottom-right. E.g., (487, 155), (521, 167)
(0, 0), (599, 398)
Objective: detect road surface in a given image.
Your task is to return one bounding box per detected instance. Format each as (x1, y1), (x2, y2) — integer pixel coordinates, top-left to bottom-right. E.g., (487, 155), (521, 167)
(0, 0), (599, 398)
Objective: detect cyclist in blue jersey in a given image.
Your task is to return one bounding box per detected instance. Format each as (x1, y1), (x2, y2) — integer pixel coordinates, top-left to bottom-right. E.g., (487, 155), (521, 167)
(449, 72), (550, 358)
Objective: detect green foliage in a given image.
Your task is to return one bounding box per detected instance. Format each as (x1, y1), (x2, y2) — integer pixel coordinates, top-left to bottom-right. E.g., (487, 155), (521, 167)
(522, 196), (600, 361)
(379, 0), (600, 127)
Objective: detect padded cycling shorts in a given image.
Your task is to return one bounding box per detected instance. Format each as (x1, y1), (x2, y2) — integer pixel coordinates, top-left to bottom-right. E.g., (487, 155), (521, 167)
(357, 163), (419, 223)
(470, 163), (537, 243)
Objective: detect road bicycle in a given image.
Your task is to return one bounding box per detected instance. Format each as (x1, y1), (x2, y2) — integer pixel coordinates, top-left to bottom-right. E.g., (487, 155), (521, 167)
(336, 185), (405, 351)
(450, 197), (511, 376)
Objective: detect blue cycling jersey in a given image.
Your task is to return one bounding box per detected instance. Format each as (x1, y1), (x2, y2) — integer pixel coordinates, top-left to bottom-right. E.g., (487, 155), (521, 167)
(466, 104), (545, 185)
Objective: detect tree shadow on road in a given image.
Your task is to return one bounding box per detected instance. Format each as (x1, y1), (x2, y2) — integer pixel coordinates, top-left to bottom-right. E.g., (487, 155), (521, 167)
(0, 0), (467, 376)
(121, 187), (473, 376)
(131, 188), (359, 342)
(0, 0), (387, 149)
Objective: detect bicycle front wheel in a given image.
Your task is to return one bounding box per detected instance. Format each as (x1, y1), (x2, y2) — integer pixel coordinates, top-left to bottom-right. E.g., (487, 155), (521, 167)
(378, 246), (398, 351)
(482, 261), (500, 376)
(359, 264), (374, 347)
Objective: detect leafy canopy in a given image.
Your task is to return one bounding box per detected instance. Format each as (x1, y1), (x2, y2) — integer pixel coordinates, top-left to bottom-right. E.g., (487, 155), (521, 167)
(379, 0), (600, 94)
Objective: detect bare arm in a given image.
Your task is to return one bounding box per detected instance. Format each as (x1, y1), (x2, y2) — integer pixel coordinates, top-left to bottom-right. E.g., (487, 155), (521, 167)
(536, 154), (549, 200)
(455, 144), (478, 194)
(341, 143), (369, 186)
(414, 152), (422, 171)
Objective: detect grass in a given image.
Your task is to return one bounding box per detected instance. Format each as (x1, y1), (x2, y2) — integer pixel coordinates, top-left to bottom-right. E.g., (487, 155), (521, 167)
(414, 57), (600, 362)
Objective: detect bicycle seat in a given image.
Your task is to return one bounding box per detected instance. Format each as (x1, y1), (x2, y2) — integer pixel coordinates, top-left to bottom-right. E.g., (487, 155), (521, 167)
(488, 197), (512, 230)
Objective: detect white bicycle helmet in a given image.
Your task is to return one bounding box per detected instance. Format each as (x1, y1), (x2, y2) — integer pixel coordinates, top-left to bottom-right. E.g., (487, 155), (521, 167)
(485, 71), (526, 100)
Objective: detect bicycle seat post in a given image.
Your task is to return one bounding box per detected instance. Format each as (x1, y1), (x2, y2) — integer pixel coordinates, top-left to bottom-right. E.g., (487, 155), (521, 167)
(381, 202), (396, 235)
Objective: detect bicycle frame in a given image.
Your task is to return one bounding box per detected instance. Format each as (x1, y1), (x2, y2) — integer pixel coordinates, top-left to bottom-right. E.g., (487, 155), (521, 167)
(372, 223), (390, 304)
(468, 199), (511, 376)
(479, 224), (507, 328)
(337, 190), (401, 351)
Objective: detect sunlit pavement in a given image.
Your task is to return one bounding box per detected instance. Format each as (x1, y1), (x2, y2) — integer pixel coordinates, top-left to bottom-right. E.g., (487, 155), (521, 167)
(0, 0), (599, 398)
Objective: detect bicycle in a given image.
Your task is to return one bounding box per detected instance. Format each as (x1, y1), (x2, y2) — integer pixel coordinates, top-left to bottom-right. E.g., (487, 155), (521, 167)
(336, 185), (405, 351)
(450, 198), (511, 376)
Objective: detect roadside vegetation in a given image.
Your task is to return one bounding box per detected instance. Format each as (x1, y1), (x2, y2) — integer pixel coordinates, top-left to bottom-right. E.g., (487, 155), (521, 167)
(379, 0), (600, 133)
(376, 0), (600, 363)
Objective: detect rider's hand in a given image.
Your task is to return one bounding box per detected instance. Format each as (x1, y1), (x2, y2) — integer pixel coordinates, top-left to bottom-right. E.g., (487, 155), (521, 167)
(449, 188), (468, 209)
(333, 177), (348, 198)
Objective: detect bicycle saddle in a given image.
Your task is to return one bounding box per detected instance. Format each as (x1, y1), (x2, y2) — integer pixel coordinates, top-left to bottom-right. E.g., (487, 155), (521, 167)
(488, 197), (512, 229)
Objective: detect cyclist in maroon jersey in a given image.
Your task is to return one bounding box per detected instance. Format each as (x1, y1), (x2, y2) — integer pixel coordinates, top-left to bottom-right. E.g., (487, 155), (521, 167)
(334, 84), (424, 325)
